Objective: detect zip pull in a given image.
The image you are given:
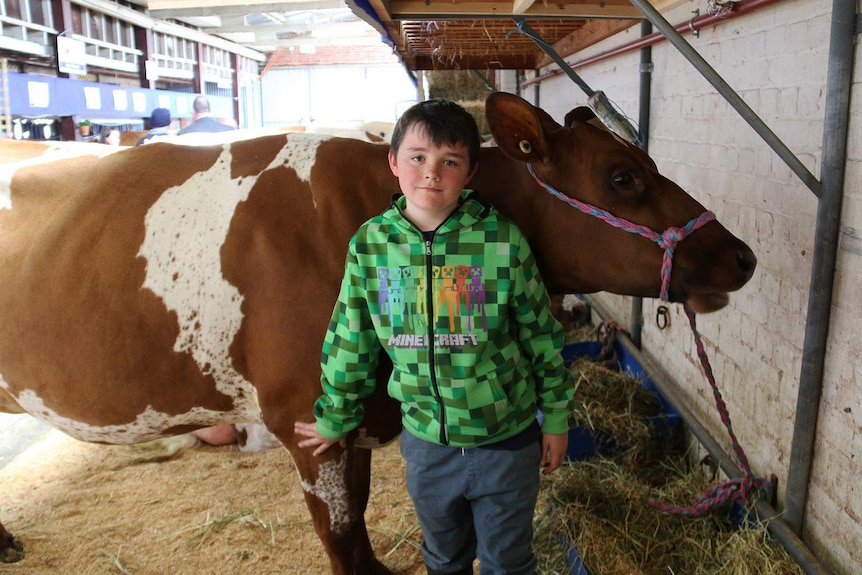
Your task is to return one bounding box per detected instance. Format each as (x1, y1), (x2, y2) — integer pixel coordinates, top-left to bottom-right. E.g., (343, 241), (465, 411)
(425, 239), (432, 256)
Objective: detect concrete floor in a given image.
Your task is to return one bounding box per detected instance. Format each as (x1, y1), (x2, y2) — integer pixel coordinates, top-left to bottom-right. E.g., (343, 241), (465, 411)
(0, 412), (52, 469)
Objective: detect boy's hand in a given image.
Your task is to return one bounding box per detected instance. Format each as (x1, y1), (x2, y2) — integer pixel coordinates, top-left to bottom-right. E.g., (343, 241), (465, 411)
(294, 421), (347, 457)
(540, 432), (568, 475)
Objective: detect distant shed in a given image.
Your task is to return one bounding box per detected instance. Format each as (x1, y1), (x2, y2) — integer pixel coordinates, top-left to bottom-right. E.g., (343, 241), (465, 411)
(259, 40), (417, 127)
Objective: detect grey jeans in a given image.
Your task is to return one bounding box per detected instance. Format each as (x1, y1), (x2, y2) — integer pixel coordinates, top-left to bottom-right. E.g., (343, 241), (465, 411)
(400, 430), (541, 575)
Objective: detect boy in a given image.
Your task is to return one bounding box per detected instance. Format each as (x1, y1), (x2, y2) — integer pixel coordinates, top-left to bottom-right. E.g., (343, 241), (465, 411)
(295, 98), (573, 575)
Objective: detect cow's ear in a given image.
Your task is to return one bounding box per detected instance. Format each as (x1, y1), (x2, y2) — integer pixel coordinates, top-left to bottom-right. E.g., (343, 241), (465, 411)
(564, 106), (598, 128)
(485, 92), (559, 164)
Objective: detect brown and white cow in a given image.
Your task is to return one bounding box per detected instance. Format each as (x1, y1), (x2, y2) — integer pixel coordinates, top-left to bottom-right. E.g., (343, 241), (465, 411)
(0, 93), (756, 572)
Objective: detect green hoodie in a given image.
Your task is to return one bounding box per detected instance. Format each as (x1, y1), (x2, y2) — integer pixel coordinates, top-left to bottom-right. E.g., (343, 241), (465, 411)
(314, 190), (574, 447)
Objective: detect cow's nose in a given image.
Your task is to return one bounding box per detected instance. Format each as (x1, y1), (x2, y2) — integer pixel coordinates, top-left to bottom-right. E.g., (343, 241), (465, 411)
(736, 250), (757, 276)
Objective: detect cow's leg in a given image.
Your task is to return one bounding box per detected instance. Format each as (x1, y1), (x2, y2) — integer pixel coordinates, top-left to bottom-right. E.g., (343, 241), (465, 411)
(2, 392), (27, 561)
(550, 293), (577, 332)
(289, 443), (391, 575)
(0, 520), (24, 563)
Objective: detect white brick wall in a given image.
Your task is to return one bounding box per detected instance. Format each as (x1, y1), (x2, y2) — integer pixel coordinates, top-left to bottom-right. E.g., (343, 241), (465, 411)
(527, 0), (860, 572)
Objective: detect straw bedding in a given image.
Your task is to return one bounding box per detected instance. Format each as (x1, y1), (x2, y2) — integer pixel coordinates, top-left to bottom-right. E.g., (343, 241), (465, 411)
(0, 340), (802, 574)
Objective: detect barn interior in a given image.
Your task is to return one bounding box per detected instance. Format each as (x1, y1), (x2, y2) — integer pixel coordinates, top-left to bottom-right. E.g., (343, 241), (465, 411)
(1, 1), (855, 575)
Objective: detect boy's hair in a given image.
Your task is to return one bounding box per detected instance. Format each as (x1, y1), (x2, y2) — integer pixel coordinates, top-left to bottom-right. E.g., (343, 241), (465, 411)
(390, 99), (481, 170)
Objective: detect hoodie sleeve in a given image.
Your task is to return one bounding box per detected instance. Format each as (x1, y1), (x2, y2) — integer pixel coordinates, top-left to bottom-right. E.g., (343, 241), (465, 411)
(509, 231), (575, 435)
(313, 239), (382, 440)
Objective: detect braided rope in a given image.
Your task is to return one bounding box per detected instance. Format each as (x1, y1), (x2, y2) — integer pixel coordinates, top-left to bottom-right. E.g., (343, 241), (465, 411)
(526, 164), (771, 517)
(526, 164), (715, 301)
(647, 307), (772, 516)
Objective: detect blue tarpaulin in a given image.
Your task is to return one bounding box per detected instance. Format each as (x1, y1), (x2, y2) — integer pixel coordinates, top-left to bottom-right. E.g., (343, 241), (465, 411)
(6, 73), (232, 121)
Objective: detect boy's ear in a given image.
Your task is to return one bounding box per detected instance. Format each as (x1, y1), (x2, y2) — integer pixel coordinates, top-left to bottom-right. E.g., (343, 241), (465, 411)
(387, 149), (398, 177)
(466, 162), (478, 182)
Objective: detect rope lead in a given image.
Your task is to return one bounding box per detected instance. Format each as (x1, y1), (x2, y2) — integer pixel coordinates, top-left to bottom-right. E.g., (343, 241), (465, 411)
(527, 164), (771, 517)
(646, 307), (772, 517)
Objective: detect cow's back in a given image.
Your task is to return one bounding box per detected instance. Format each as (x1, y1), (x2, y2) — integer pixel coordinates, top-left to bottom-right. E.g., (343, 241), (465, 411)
(0, 135), (398, 442)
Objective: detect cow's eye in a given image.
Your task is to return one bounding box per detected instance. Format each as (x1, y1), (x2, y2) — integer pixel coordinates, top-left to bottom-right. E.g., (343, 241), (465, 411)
(612, 171), (635, 188)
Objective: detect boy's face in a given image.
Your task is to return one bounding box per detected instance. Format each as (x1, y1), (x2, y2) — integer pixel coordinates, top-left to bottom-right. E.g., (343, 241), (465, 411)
(388, 123), (477, 231)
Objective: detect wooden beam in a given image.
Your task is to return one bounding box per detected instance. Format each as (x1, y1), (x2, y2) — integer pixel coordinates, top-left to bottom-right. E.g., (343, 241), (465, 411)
(357, 0), (410, 52)
(525, 0), (686, 69)
(388, 0), (642, 19)
(412, 52), (536, 70)
(651, 0), (692, 11)
(538, 17), (639, 66)
(511, 0), (536, 15)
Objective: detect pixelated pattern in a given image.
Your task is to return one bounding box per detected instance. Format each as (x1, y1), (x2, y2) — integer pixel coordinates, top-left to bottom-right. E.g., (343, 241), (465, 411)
(315, 192), (573, 446)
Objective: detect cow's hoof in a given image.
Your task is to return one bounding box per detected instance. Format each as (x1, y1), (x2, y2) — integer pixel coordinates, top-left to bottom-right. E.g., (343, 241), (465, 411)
(371, 559), (394, 575)
(0, 537), (24, 563)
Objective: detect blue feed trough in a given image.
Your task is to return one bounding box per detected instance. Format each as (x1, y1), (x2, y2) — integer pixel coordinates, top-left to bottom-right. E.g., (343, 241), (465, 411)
(561, 341), (681, 462)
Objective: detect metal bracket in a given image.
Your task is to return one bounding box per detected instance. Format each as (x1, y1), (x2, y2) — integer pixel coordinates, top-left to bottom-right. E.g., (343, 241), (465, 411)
(689, 9), (700, 37)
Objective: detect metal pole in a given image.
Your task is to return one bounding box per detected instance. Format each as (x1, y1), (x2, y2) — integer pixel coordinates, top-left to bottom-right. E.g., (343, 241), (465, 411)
(785, 0), (856, 535)
(627, 0), (822, 196)
(630, 20), (653, 348)
(515, 19), (596, 98)
(533, 69), (540, 107)
(472, 70), (495, 91)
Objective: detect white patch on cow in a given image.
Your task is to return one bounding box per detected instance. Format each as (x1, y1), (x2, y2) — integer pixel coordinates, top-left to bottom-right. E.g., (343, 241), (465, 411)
(236, 422), (283, 452)
(271, 133), (334, 208)
(300, 451), (355, 533)
(136, 136), (329, 422)
(139, 146), (258, 413)
(5, 389), (256, 443)
(0, 372), (27, 414)
(0, 141), (121, 211)
(277, 132), (331, 185)
(1, 136), (333, 443)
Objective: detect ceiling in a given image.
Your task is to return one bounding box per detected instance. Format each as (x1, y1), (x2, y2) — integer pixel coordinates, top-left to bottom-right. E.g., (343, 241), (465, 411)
(143, 0), (674, 71)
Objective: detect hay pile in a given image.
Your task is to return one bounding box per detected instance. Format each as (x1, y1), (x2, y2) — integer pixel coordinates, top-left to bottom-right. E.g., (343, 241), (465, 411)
(425, 71), (493, 137)
(534, 459), (803, 575)
(564, 323), (596, 345)
(532, 355), (804, 575)
(566, 357), (675, 469)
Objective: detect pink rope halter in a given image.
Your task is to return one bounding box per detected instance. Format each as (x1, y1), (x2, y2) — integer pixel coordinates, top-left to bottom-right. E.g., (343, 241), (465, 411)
(527, 164), (716, 301)
(529, 163), (772, 515)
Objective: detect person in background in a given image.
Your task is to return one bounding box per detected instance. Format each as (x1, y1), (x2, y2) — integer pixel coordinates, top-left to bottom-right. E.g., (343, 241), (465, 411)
(100, 127), (121, 146)
(136, 108), (173, 146)
(178, 95), (235, 134)
(294, 99), (574, 575)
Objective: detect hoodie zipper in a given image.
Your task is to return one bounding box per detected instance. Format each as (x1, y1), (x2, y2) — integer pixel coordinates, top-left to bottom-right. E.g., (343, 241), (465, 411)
(398, 195), (482, 447)
(424, 234), (448, 445)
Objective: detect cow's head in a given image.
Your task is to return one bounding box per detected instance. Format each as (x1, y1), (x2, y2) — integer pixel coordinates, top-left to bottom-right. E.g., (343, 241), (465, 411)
(484, 92), (756, 314)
